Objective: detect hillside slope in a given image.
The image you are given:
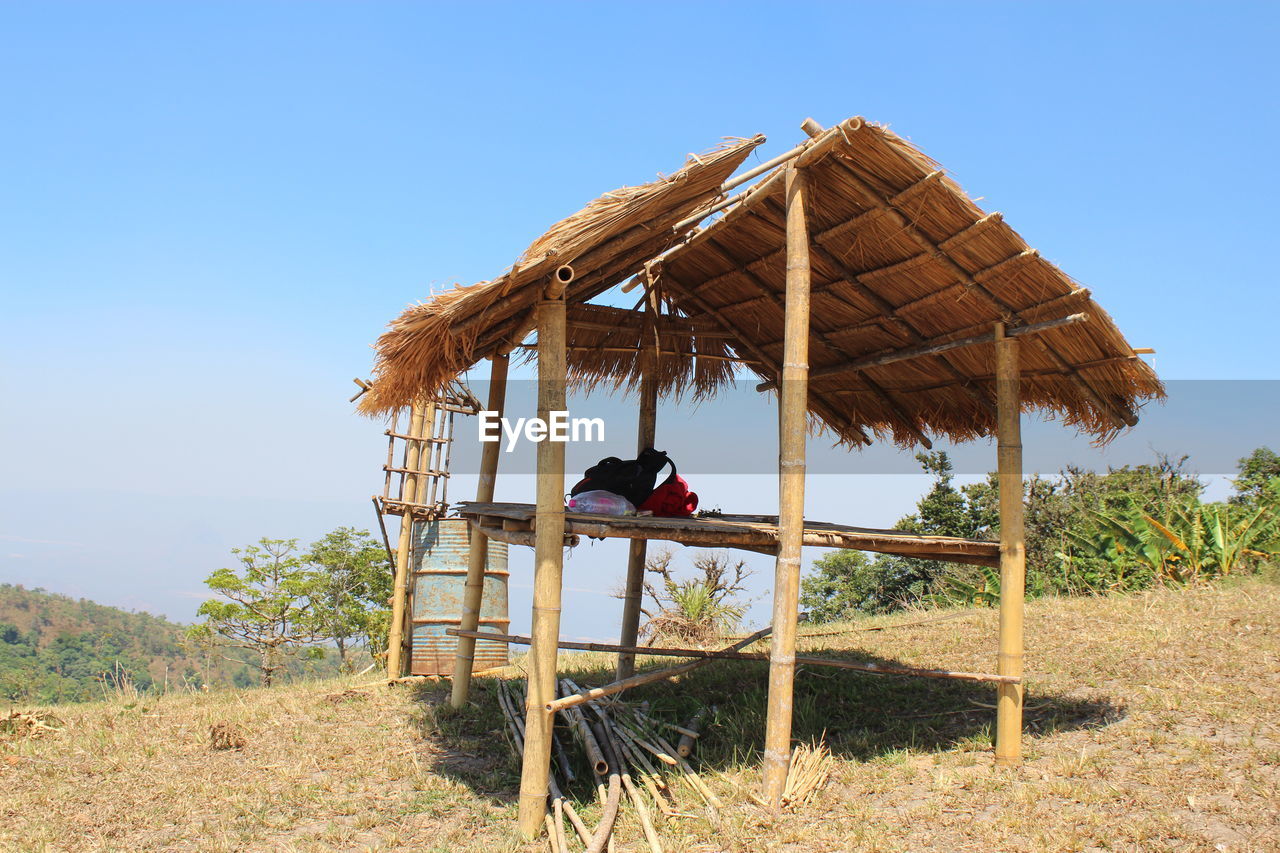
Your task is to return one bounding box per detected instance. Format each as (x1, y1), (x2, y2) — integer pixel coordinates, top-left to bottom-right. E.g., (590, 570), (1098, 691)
(2, 581), (1277, 852)
(0, 584), (314, 702)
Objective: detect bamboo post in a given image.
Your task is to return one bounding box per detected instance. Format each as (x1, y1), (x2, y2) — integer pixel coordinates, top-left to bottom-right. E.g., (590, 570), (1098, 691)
(994, 322), (1026, 766)
(617, 287), (660, 679)
(449, 352), (511, 709)
(517, 278), (570, 839)
(762, 162), (811, 808)
(386, 402), (427, 679)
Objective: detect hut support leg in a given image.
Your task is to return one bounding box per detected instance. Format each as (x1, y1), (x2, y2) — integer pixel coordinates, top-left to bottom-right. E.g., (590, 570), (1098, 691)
(386, 402), (427, 679)
(517, 291), (569, 838)
(449, 353), (510, 709)
(617, 363), (658, 678)
(762, 163), (811, 807)
(994, 323), (1025, 766)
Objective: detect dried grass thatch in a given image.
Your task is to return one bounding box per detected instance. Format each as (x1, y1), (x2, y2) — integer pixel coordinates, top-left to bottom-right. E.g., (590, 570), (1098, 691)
(518, 303), (738, 400)
(655, 117), (1164, 445)
(359, 137), (764, 415)
(361, 116), (1162, 447)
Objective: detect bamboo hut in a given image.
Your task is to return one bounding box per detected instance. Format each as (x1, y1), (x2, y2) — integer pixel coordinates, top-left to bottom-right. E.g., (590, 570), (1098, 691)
(359, 117), (1163, 837)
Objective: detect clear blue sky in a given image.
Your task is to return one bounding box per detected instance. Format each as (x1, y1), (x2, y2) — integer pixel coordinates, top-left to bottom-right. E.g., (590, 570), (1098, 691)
(2, 2), (1277, 635)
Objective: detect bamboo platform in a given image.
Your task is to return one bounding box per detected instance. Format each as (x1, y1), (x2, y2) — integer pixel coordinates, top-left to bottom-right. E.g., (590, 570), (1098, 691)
(455, 501), (999, 567)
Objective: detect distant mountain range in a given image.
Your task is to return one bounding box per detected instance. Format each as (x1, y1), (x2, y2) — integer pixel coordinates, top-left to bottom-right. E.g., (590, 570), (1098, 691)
(0, 584), (337, 704)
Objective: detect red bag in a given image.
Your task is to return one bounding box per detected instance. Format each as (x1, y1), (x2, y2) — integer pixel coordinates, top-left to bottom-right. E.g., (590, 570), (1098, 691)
(639, 465), (698, 518)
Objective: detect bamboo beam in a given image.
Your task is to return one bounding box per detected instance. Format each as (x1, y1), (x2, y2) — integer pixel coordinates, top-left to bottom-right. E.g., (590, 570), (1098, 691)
(821, 354), (1143, 397)
(386, 402), (426, 679)
(566, 317), (734, 338)
(755, 313), (1088, 390)
(519, 343), (757, 364)
(618, 287), (661, 680)
(763, 162), (811, 809)
(664, 122), (856, 238)
(547, 627), (773, 713)
(449, 353), (510, 709)
(517, 282), (571, 838)
(461, 524), (563, 551)
(994, 323), (1026, 766)
(659, 118), (864, 267)
(449, 629), (1021, 685)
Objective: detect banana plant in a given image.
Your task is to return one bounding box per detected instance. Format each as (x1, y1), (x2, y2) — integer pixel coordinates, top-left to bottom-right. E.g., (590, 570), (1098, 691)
(1087, 498), (1279, 583)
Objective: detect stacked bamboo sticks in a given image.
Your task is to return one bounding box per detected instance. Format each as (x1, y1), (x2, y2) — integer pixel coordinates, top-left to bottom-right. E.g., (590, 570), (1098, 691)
(495, 679), (724, 852)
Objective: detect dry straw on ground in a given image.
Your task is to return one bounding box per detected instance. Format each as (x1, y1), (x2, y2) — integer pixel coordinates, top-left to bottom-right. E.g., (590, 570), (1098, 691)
(0, 711), (63, 741)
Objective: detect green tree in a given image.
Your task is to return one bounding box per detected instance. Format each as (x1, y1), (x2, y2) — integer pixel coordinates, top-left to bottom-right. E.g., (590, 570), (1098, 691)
(304, 527), (391, 671)
(193, 538), (321, 687)
(800, 550), (882, 620)
(1231, 447), (1280, 506)
(800, 453), (998, 619)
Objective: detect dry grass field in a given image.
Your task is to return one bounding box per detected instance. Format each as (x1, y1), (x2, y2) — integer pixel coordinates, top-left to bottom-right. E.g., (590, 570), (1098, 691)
(2, 580), (1277, 852)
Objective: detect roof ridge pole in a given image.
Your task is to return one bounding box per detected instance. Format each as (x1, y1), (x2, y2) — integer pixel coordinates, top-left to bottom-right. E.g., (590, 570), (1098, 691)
(386, 401), (427, 679)
(617, 277), (661, 680)
(517, 273), (571, 839)
(449, 351), (511, 709)
(763, 160), (812, 809)
(994, 322), (1026, 767)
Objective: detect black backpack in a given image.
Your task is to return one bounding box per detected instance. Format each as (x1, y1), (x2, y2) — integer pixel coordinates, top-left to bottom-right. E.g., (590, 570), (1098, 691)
(570, 448), (673, 508)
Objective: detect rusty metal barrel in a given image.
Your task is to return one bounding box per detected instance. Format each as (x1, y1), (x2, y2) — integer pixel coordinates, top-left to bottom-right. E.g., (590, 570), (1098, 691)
(409, 518), (510, 675)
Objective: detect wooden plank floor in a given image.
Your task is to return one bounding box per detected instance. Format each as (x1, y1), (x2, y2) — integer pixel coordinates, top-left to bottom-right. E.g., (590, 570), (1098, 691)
(456, 501), (999, 566)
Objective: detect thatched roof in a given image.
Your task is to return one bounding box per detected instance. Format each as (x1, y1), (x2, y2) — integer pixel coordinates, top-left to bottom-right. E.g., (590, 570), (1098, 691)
(527, 303), (738, 400)
(358, 137), (764, 415)
(362, 117), (1163, 447)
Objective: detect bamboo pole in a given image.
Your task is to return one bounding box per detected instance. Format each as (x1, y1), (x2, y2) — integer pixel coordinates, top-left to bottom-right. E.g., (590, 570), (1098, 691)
(450, 353), (510, 709)
(449, 628), (1020, 684)
(762, 162), (811, 808)
(517, 282), (570, 839)
(547, 626), (772, 713)
(386, 402), (427, 679)
(618, 287), (661, 680)
(753, 313), (1089, 391)
(994, 323), (1026, 766)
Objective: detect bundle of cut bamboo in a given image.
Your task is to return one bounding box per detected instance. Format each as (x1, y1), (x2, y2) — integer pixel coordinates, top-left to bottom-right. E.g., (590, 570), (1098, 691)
(495, 679), (726, 853)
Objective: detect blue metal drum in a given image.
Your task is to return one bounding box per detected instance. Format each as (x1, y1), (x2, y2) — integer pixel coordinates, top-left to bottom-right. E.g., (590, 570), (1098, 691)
(409, 518), (510, 675)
